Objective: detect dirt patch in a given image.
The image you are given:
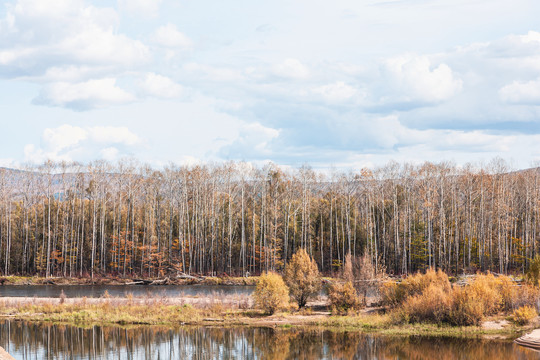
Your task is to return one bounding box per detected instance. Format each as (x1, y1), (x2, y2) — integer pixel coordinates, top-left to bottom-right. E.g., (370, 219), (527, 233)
(482, 319), (510, 330)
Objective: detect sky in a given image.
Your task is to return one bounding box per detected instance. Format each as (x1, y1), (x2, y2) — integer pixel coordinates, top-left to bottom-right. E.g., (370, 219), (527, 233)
(1, 0), (540, 170)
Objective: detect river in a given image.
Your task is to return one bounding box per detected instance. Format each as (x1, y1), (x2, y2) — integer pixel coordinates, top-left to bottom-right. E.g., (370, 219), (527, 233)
(0, 284), (253, 298)
(0, 321), (538, 359)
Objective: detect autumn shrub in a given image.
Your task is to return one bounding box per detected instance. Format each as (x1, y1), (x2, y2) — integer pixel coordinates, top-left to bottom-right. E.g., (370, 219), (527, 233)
(254, 272), (289, 315)
(284, 248), (322, 308)
(526, 255), (540, 287)
(351, 252), (385, 306)
(384, 270), (536, 326)
(449, 286), (485, 326)
(381, 268), (451, 306)
(512, 305), (538, 325)
(328, 281), (361, 315)
(467, 273), (502, 315)
(342, 253), (354, 283)
(513, 284), (540, 311)
(399, 283), (453, 324)
(380, 281), (400, 306)
(496, 275), (517, 312)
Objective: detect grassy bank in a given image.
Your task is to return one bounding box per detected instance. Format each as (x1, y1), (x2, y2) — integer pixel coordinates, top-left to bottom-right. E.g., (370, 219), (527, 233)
(0, 296), (531, 338)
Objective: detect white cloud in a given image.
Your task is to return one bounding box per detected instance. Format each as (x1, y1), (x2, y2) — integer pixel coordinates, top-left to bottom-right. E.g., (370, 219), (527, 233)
(0, 0), (149, 110)
(151, 24), (191, 49)
(184, 63), (244, 82)
(139, 73), (183, 98)
(89, 126), (141, 145)
(57, 29), (149, 67)
(383, 54), (462, 103)
(34, 78), (135, 110)
(24, 125), (141, 163)
(118, 0), (162, 18)
(220, 122), (280, 158)
(42, 125), (88, 153)
(35, 66), (103, 83)
(499, 78), (540, 105)
(100, 147), (120, 161)
(0, 0), (149, 69)
(311, 81), (362, 103)
(273, 58), (310, 80)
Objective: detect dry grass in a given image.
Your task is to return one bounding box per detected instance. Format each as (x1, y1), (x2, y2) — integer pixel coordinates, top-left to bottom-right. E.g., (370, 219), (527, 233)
(0, 291), (254, 327)
(0, 297), (228, 326)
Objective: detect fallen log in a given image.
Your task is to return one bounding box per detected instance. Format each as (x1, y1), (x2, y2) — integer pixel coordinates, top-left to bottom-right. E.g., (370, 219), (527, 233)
(150, 278), (170, 285)
(175, 273), (204, 281)
(126, 279), (153, 285)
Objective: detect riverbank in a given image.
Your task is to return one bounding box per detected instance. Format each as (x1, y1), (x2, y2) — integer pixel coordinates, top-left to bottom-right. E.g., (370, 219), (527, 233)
(0, 296), (532, 338)
(0, 275), (260, 286)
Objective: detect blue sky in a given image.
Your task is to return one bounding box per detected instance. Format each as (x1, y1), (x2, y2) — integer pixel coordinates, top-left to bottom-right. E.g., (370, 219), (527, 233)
(1, 0), (540, 170)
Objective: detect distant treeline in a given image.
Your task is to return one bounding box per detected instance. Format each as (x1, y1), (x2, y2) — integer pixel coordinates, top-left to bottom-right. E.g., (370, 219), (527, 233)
(0, 159), (537, 277)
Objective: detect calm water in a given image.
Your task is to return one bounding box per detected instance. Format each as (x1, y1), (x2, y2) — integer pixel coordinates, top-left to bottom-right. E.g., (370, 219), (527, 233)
(0, 285), (253, 298)
(0, 321), (538, 360)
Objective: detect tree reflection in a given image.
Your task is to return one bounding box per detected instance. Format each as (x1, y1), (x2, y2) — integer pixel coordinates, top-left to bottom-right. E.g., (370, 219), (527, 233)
(0, 321), (538, 359)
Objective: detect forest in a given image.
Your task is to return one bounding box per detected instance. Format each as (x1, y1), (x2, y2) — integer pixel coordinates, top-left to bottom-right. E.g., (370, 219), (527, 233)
(0, 158), (537, 278)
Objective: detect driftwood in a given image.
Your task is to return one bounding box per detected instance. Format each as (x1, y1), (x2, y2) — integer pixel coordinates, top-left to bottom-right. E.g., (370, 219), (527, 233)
(126, 279), (153, 285)
(150, 278), (170, 285)
(126, 277), (172, 286)
(175, 273), (205, 281)
(515, 329), (540, 350)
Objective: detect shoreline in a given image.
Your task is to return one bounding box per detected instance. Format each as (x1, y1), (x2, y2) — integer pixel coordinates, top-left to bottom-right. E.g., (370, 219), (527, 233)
(0, 275), (260, 287)
(0, 295), (531, 339)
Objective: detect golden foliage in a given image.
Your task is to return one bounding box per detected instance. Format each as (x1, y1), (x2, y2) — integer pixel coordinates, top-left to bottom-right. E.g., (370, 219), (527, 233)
(466, 273), (502, 316)
(399, 283), (453, 324)
(387, 271), (524, 326)
(254, 271), (289, 315)
(284, 248), (322, 308)
(525, 255), (540, 287)
(381, 268), (451, 306)
(449, 286), (484, 326)
(328, 281), (361, 315)
(512, 305), (537, 325)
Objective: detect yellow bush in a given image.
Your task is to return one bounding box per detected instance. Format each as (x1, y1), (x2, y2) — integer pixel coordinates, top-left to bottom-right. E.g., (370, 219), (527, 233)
(449, 286), (485, 326)
(496, 275), (517, 312)
(384, 271), (535, 326)
(381, 268), (451, 306)
(525, 255), (540, 286)
(328, 281), (361, 315)
(399, 283), (453, 324)
(467, 273), (502, 315)
(380, 281), (399, 306)
(512, 305), (537, 325)
(254, 272), (289, 315)
(513, 284), (540, 310)
(284, 248), (322, 308)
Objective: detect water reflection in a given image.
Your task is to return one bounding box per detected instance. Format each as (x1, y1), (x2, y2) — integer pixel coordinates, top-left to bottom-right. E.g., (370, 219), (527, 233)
(0, 321), (538, 360)
(0, 285), (253, 298)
